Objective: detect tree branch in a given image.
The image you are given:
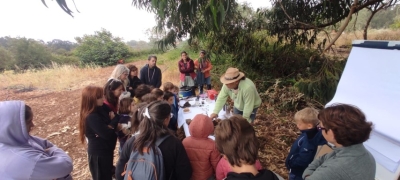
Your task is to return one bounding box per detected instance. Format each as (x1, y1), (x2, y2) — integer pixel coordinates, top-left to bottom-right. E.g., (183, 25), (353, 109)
(323, 0), (359, 52)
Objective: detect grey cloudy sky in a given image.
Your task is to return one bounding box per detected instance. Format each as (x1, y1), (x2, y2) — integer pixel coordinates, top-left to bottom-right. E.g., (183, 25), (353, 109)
(0, 0), (270, 42)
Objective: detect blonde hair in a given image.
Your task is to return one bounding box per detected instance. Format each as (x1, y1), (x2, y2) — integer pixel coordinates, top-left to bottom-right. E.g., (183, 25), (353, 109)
(294, 107), (319, 125)
(110, 64), (129, 88)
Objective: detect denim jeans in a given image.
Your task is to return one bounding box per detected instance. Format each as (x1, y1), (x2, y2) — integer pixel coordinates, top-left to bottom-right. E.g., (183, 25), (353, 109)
(233, 107), (258, 123)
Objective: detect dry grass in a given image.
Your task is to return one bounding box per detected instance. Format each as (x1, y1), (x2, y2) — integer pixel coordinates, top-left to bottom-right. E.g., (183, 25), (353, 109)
(332, 29), (400, 48)
(0, 63), (102, 91)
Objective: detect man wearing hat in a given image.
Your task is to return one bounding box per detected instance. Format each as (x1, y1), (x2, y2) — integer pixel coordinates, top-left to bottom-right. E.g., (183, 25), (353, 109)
(209, 67), (262, 123)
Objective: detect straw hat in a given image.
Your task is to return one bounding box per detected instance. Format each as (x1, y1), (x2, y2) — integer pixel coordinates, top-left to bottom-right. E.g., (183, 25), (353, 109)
(220, 67), (245, 84)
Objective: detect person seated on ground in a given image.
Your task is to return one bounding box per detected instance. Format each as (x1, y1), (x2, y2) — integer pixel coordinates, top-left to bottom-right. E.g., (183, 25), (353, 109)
(141, 93), (159, 103)
(134, 84), (152, 103)
(302, 103), (376, 180)
(285, 107), (327, 180)
(151, 88), (164, 101)
(163, 91), (178, 132)
(127, 64), (143, 98)
(182, 114), (220, 180)
(214, 115), (280, 180)
(216, 157), (263, 180)
(0, 101), (73, 179)
(116, 101), (192, 180)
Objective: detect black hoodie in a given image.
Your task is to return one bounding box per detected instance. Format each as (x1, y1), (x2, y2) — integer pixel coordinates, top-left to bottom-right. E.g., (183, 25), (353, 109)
(139, 64), (162, 88)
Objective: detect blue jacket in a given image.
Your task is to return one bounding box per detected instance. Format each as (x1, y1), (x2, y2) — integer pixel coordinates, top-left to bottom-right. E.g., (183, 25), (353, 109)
(285, 127), (326, 177)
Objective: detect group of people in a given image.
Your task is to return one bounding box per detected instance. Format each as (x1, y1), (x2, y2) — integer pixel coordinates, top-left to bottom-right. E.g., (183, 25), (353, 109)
(0, 52), (378, 180)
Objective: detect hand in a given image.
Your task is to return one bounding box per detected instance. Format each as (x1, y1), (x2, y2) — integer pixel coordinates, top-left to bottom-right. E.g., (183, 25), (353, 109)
(209, 113), (218, 120)
(116, 123), (123, 131)
(128, 87), (133, 90)
(109, 112), (115, 120)
(201, 70), (205, 73)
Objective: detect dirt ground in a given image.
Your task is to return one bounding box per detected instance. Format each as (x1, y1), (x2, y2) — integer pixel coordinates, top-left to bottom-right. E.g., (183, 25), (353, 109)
(0, 60), (297, 179)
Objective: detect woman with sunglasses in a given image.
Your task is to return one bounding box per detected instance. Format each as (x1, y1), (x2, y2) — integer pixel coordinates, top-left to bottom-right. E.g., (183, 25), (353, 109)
(303, 104), (375, 180)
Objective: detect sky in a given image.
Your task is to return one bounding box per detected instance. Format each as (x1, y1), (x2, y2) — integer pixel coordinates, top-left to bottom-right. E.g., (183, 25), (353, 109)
(0, 0), (270, 42)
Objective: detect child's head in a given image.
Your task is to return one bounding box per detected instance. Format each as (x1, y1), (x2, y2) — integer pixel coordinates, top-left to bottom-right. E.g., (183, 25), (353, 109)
(134, 84), (152, 101)
(141, 93), (158, 103)
(119, 98), (134, 114)
(294, 107), (319, 130)
(215, 115), (259, 167)
(163, 91), (174, 105)
(151, 88), (164, 101)
(130, 102), (148, 134)
(127, 64), (139, 78)
(80, 86), (104, 144)
(104, 79), (124, 106)
(171, 85), (179, 95)
(163, 82), (174, 92)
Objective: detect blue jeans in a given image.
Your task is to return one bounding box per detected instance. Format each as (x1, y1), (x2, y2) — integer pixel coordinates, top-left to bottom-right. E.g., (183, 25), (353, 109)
(233, 107), (258, 123)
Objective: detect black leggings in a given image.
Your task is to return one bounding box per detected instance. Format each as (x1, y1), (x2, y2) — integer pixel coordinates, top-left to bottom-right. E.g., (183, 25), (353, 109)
(88, 154), (114, 180)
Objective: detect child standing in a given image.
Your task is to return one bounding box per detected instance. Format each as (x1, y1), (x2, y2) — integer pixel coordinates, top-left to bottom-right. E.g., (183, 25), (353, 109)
(194, 50), (212, 94)
(103, 78), (124, 114)
(285, 107), (327, 180)
(215, 115), (280, 180)
(117, 98), (134, 151)
(182, 114), (221, 180)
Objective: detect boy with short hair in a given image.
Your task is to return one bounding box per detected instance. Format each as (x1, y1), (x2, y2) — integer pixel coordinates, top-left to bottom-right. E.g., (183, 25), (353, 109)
(285, 107), (327, 180)
(214, 115), (280, 180)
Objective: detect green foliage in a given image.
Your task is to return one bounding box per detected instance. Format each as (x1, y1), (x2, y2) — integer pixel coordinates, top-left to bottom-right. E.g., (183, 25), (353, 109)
(295, 58), (346, 104)
(74, 29), (130, 66)
(390, 16), (400, 29)
(8, 38), (53, 71)
(0, 46), (15, 71)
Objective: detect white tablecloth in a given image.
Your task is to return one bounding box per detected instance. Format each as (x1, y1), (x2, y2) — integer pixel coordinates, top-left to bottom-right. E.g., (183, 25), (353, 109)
(177, 97), (229, 140)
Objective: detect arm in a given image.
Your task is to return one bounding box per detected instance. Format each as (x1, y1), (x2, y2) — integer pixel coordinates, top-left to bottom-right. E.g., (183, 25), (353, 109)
(156, 68), (162, 88)
(215, 160), (225, 180)
(31, 146), (73, 180)
(174, 140), (192, 180)
(29, 136), (54, 149)
(242, 87), (257, 122)
(140, 67), (147, 84)
(303, 164), (341, 180)
(212, 85), (229, 114)
(210, 148), (221, 172)
(116, 137), (135, 180)
(203, 60), (212, 72)
(287, 141), (317, 168)
(179, 60), (195, 73)
(302, 154), (327, 179)
(194, 59), (199, 69)
(86, 114), (118, 140)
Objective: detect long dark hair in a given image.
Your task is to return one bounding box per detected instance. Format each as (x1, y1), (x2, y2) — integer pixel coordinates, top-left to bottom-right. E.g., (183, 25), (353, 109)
(104, 79), (123, 107)
(133, 101), (171, 155)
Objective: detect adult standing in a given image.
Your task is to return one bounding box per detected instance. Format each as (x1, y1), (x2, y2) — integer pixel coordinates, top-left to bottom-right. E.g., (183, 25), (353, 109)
(302, 104), (375, 180)
(127, 64), (142, 98)
(140, 55), (162, 88)
(209, 67), (261, 123)
(178, 51), (196, 95)
(110, 64), (130, 99)
(194, 50), (213, 94)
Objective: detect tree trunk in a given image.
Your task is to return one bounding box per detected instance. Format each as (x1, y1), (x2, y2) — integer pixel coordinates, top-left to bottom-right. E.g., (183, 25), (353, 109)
(364, 11), (378, 40)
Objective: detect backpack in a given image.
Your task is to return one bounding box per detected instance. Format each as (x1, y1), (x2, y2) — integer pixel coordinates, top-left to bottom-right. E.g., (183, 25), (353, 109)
(122, 135), (170, 180)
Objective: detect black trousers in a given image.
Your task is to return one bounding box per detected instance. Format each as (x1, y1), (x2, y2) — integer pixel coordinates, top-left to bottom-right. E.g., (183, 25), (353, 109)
(88, 154), (114, 180)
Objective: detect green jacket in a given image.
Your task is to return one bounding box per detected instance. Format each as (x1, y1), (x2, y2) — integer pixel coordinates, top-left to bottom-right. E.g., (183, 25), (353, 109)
(213, 78), (261, 122)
